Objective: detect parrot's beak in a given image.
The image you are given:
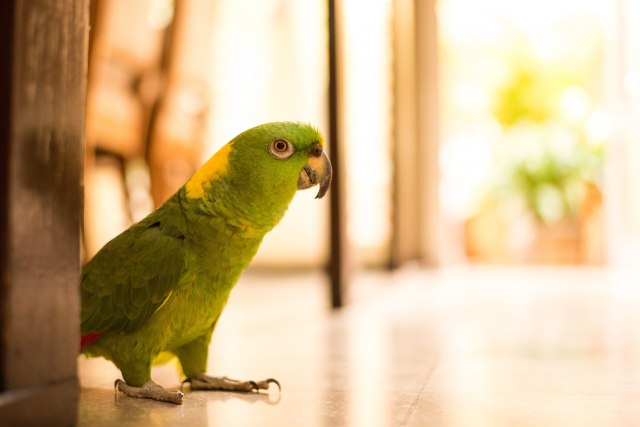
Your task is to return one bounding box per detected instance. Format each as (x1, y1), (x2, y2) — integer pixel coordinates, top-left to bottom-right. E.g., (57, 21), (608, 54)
(297, 147), (332, 199)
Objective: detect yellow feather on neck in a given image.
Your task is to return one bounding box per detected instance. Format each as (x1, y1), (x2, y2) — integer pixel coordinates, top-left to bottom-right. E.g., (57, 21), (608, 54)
(185, 143), (232, 199)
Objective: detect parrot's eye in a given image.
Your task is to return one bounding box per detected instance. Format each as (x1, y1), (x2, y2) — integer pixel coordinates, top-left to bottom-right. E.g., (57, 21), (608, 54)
(269, 139), (294, 159)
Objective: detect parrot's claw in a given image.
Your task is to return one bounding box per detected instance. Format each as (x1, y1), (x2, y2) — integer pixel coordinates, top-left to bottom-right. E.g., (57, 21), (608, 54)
(183, 374), (281, 393)
(115, 379), (184, 405)
(264, 378), (281, 391)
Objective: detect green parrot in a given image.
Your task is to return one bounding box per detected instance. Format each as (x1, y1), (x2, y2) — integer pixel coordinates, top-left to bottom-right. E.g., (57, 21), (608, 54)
(80, 122), (331, 404)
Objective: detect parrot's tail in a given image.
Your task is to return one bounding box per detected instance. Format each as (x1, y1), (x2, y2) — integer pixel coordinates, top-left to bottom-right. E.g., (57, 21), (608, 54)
(80, 332), (104, 349)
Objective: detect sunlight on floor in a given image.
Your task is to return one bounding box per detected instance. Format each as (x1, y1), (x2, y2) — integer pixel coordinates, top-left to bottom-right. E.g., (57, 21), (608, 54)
(78, 266), (640, 426)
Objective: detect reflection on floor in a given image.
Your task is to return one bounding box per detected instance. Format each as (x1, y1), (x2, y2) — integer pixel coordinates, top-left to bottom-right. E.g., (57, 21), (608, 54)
(78, 267), (640, 426)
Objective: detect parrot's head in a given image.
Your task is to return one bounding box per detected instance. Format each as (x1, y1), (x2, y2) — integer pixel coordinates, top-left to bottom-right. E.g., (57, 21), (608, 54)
(185, 122), (332, 231)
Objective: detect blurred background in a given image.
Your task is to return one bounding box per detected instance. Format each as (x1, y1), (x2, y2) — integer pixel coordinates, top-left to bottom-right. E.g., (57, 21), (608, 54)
(77, 1), (640, 423)
(83, 0), (640, 282)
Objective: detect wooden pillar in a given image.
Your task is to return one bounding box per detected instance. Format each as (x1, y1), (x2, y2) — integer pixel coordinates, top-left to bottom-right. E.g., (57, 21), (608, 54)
(328, 0), (349, 308)
(391, 0), (420, 267)
(416, 0), (441, 266)
(391, 0), (440, 267)
(0, 1), (88, 425)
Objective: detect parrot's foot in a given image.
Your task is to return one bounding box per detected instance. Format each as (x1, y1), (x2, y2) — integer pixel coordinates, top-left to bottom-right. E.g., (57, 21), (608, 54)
(115, 379), (184, 405)
(183, 374), (281, 393)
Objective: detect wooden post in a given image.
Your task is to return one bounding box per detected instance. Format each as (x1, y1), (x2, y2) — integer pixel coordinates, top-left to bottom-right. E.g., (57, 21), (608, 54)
(328, 0), (349, 308)
(416, 0), (441, 266)
(0, 1), (88, 425)
(391, 0), (421, 267)
(391, 0), (440, 267)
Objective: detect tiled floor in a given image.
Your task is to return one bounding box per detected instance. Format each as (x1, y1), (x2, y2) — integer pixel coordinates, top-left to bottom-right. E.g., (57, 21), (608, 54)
(78, 267), (640, 426)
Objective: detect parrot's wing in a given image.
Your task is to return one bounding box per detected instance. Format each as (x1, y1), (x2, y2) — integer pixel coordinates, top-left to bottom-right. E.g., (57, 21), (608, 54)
(81, 222), (186, 336)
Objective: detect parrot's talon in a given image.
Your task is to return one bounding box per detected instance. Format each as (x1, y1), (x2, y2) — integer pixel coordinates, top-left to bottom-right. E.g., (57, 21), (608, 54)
(115, 379), (184, 405)
(186, 374), (281, 394)
(266, 378), (281, 392)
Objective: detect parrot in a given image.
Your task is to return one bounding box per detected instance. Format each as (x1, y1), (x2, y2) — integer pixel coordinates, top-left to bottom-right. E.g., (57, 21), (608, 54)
(80, 122), (332, 405)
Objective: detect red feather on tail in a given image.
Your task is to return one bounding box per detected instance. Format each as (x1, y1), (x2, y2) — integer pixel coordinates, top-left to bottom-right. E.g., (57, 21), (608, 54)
(81, 332), (104, 349)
